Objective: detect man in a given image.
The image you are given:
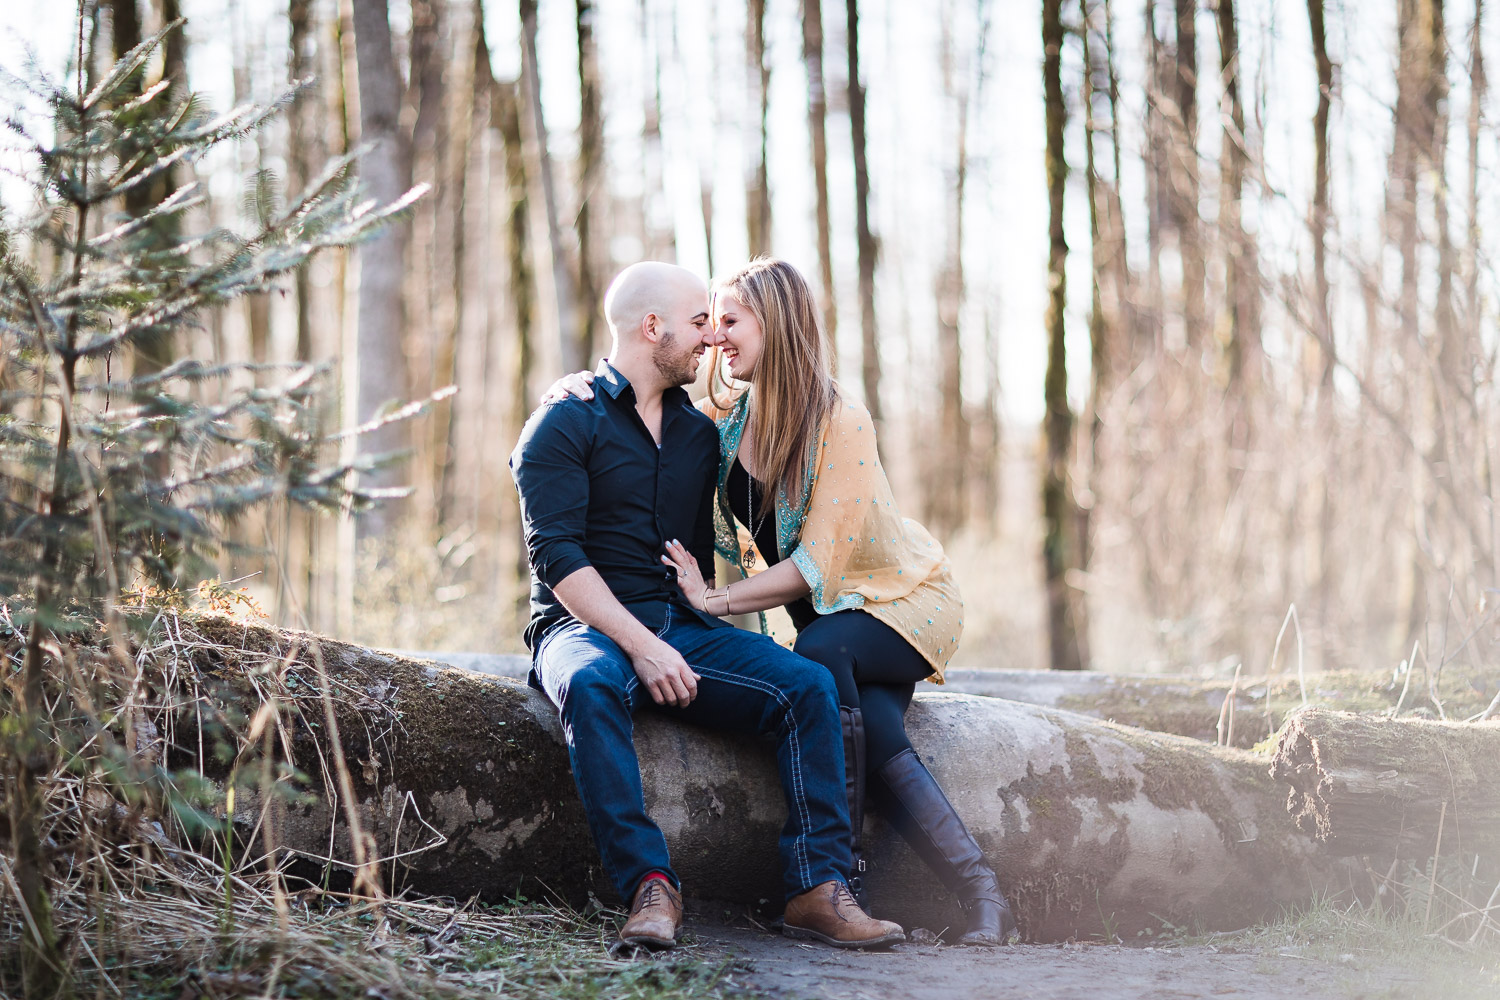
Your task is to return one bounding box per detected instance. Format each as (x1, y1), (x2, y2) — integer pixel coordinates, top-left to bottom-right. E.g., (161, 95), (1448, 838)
(510, 261), (903, 950)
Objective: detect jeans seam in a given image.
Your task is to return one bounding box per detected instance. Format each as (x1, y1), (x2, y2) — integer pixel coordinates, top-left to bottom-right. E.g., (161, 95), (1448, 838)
(693, 664), (815, 888)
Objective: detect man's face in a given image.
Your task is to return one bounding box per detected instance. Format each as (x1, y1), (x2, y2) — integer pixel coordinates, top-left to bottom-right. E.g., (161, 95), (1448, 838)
(650, 287), (712, 387)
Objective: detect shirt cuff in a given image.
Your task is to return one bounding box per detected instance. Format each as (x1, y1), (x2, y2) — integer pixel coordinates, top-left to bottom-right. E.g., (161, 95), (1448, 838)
(535, 544), (592, 590)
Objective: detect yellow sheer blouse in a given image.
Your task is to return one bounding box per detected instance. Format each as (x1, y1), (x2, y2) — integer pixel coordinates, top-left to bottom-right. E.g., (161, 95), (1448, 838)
(699, 389), (962, 681)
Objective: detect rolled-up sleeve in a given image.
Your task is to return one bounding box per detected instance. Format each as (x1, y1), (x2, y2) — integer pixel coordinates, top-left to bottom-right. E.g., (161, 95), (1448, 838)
(509, 404), (592, 589)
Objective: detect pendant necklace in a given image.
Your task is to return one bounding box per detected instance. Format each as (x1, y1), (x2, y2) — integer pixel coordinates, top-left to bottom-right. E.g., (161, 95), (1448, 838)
(743, 459), (770, 569)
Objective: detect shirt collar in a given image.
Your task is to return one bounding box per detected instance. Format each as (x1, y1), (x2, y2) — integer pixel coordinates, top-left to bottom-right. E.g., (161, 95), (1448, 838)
(595, 360), (633, 400)
(595, 359), (691, 408)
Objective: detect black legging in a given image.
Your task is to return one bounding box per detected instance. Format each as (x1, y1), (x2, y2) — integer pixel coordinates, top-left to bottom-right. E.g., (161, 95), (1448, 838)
(792, 610), (933, 770)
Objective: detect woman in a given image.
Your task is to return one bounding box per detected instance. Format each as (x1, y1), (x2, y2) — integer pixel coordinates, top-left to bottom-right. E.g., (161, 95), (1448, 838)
(550, 257), (1016, 946)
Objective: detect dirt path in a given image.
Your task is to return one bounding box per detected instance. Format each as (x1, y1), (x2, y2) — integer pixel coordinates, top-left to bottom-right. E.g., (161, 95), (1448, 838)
(682, 918), (1462, 1000)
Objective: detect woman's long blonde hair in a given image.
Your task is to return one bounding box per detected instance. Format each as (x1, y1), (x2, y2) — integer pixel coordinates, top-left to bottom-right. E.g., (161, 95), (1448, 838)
(709, 257), (836, 505)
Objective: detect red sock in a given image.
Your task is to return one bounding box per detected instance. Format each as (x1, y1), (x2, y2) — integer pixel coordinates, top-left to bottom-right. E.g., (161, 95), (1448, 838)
(638, 871), (672, 892)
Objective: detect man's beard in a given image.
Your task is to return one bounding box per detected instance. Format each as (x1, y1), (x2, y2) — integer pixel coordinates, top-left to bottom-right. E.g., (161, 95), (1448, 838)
(651, 330), (699, 386)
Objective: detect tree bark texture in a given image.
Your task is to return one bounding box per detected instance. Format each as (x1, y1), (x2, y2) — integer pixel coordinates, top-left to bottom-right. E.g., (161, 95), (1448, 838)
(846, 0), (881, 429)
(928, 8), (971, 537)
(1271, 708), (1500, 858)
(803, 0), (838, 366)
(746, 0), (772, 257)
(575, 0), (605, 368)
(1042, 0), (1088, 672)
(519, 0), (581, 373)
(1171, 0), (1204, 351)
(110, 0), (181, 385)
(1306, 0), (1333, 385)
(190, 624), (1349, 943)
(493, 72), (537, 623)
(351, 0), (414, 540)
(1216, 0), (1256, 388)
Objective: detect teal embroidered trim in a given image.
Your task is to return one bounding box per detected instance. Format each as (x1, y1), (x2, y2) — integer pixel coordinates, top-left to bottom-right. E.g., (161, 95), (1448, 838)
(791, 545), (866, 615)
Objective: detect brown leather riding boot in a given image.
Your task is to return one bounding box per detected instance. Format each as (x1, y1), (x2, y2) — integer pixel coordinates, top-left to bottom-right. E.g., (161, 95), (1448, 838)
(783, 880), (906, 949)
(619, 876), (682, 949)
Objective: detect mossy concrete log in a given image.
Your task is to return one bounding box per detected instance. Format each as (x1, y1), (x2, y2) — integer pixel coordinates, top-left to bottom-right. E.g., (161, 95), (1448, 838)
(412, 652), (1464, 750)
(411, 653), (1264, 745)
(1270, 708), (1500, 858)
(195, 625), (1347, 941)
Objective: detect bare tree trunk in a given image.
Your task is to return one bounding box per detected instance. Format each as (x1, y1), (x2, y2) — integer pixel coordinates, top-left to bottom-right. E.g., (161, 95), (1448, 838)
(405, 0), (447, 536)
(284, 0), (325, 626)
(638, 0), (674, 263)
(288, 0), (322, 365)
(1042, 0), (1088, 671)
(846, 0), (881, 428)
(576, 0), (605, 365)
(519, 0), (581, 372)
(1217, 0), (1255, 389)
(1171, 0), (1204, 353)
(746, 0), (772, 256)
(448, 16), (494, 537)
(433, 0), (479, 529)
(495, 73), (537, 625)
(929, 5), (971, 535)
(231, 19), (275, 376)
(1307, 0), (1333, 385)
(1429, 0), (1460, 393)
(110, 0), (182, 385)
(1391, 0), (1423, 353)
(803, 0), (838, 365)
(351, 0), (414, 543)
(1307, 0), (1336, 660)
(1466, 0), (1486, 347)
(1081, 0), (1108, 584)
(1142, 0), (1167, 362)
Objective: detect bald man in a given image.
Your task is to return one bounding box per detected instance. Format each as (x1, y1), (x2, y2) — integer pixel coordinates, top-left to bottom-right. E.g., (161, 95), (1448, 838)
(510, 263), (904, 950)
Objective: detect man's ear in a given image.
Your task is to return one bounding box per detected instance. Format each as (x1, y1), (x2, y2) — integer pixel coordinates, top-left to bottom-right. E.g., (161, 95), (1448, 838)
(641, 312), (661, 343)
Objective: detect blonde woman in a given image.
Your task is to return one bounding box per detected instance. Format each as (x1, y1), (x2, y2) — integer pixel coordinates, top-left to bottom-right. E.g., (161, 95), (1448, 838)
(545, 257), (1016, 946)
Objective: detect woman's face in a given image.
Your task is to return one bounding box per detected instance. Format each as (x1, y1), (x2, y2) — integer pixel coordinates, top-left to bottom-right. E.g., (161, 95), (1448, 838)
(711, 291), (764, 381)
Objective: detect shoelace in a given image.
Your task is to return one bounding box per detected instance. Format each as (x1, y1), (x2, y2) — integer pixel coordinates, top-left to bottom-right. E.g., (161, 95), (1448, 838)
(831, 881), (861, 916)
(634, 880), (670, 912)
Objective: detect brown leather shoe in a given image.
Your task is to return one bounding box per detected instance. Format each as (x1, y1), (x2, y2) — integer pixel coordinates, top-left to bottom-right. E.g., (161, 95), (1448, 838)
(619, 876), (682, 949)
(783, 880), (905, 949)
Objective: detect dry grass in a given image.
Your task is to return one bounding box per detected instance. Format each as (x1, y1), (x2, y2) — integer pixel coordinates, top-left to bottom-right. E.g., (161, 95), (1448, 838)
(0, 602), (747, 1000)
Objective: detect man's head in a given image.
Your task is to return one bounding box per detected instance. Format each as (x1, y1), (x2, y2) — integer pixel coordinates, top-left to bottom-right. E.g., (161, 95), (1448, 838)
(604, 262), (711, 388)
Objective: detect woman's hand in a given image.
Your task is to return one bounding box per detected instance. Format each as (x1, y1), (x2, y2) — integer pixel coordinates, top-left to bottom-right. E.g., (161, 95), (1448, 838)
(661, 539), (708, 612)
(539, 370), (595, 404)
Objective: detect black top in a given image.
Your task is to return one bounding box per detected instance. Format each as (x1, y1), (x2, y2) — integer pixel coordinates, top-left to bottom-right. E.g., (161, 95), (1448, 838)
(509, 362), (727, 651)
(726, 457), (820, 632)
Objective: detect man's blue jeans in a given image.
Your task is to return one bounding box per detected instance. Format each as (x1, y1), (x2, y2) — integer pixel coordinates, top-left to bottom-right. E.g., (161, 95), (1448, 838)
(534, 602), (851, 903)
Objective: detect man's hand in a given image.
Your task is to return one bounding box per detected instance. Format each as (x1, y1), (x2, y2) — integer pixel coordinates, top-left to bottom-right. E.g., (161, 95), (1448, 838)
(628, 634), (701, 708)
(540, 370), (595, 404)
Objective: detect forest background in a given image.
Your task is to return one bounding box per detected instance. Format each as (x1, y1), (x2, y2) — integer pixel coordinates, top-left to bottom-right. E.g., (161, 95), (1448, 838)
(2, 0), (1496, 684)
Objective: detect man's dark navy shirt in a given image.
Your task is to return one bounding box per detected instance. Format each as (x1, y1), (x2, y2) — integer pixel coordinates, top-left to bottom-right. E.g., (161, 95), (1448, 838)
(509, 361), (726, 653)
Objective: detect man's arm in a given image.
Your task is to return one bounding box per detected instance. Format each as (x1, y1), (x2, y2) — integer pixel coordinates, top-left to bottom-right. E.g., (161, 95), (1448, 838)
(552, 567), (701, 707)
(511, 405), (700, 707)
